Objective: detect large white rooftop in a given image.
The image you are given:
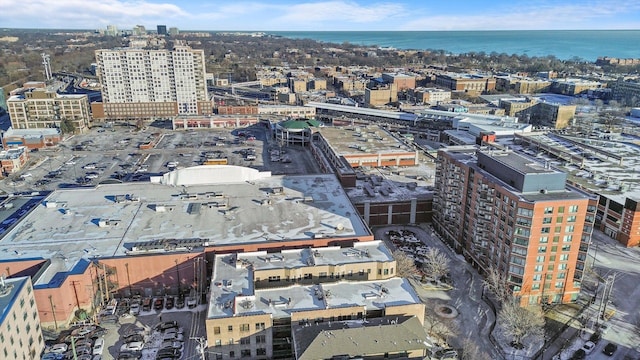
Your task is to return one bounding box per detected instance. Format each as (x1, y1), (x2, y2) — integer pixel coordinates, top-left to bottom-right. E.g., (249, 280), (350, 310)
(0, 167), (370, 286)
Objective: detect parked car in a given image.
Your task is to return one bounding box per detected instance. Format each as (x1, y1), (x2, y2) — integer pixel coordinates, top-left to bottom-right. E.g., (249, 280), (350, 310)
(582, 341), (596, 354)
(142, 298), (152, 311)
(129, 303), (140, 316)
(48, 343), (69, 354)
(603, 342), (617, 356)
(175, 296), (185, 309)
(153, 298), (164, 310)
(162, 332), (184, 342)
(156, 348), (181, 358)
(154, 321), (179, 332)
(164, 296), (174, 310)
(92, 337), (105, 356)
(123, 334), (144, 343)
(571, 348), (586, 360)
(120, 341), (144, 352)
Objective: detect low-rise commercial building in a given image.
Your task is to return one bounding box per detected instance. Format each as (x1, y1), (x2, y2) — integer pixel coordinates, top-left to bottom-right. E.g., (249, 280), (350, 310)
(206, 241), (426, 359)
(1, 127), (61, 150)
(0, 146), (29, 176)
(435, 73), (496, 94)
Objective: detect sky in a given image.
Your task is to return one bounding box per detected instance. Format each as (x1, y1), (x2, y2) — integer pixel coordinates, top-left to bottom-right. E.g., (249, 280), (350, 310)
(1, 0), (639, 31)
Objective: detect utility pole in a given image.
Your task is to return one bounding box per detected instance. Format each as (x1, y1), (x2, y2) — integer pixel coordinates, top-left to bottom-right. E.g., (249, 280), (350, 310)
(191, 337), (207, 360)
(601, 273), (616, 320)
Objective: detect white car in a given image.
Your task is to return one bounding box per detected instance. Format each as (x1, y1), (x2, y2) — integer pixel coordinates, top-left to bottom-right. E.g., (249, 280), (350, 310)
(49, 343), (69, 354)
(92, 337), (105, 355)
(129, 303), (140, 315)
(582, 341), (596, 354)
(120, 341), (144, 352)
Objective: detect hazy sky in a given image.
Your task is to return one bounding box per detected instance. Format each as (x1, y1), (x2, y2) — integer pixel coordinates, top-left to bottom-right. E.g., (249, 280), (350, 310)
(1, 0), (639, 31)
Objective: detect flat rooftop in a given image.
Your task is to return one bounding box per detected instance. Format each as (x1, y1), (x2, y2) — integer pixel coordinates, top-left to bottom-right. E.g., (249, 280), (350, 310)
(318, 125), (415, 156)
(0, 170), (370, 286)
(512, 132), (640, 203)
(208, 241), (420, 319)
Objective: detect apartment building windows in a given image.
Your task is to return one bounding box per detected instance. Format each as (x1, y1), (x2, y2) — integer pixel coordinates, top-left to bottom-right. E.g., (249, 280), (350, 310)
(536, 256), (545, 263)
(538, 246), (547, 253)
(517, 208), (533, 217)
(240, 324), (250, 332)
(565, 225), (575, 233)
(540, 236), (548, 243)
(560, 254), (570, 261)
(563, 235), (573, 242)
(543, 217), (552, 224)
(215, 339), (221, 347)
(534, 265), (543, 272)
(558, 206), (565, 213)
(559, 263), (568, 270)
(228, 325), (233, 332)
(533, 274), (542, 281)
(532, 283), (540, 290)
(556, 216), (564, 223)
(229, 338), (234, 345)
(256, 335), (266, 344)
(240, 338), (250, 345)
(541, 227), (550, 234)
(567, 216), (577, 223)
(562, 245), (571, 252)
(241, 349), (251, 358)
(255, 322), (265, 330)
(569, 205), (579, 213)
(257, 348), (267, 356)
(544, 207), (554, 214)
(555, 281), (564, 288)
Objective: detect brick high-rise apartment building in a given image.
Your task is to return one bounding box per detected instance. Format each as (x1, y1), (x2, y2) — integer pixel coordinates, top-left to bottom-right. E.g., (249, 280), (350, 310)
(93, 44), (210, 121)
(433, 148), (596, 306)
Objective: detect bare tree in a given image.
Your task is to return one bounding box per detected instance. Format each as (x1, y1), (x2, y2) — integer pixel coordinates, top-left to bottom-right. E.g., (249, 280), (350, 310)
(460, 337), (492, 360)
(482, 266), (511, 303)
(423, 304), (459, 344)
(421, 247), (450, 283)
(392, 249), (417, 278)
(498, 302), (545, 348)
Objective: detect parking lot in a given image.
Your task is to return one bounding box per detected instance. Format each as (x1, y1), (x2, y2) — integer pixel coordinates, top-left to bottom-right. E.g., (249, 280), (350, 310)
(1, 121), (321, 195)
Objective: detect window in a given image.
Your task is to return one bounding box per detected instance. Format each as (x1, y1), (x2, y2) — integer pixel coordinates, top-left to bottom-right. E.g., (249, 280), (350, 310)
(532, 283), (540, 290)
(255, 322), (265, 330)
(562, 245), (571, 252)
(241, 349), (252, 358)
(539, 236), (548, 243)
(555, 281), (564, 288)
(541, 227), (550, 234)
(240, 337), (250, 345)
(565, 225), (575, 233)
(538, 246), (547, 253)
(256, 335), (266, 344)
(559, 263), (568, 270)
(543, 217), (552, 224)
(228, 325), (233, 332)
(560, 254), (569, 261)
(240, 324), (250, 332)
(557, 272), (566, 279)
(257, 348), (267, 356)
(19, 299), (25, 308)
(533, 274), (542, 281)
(567, 216), (577, 223)
(534, 265), (543, 272)
(569, 205), (579, 213)
(214, 339), (221, 347)
(536, 256), (545, 263)
(518, 208), (533, 216)
(544, 207), (554, 214)
(229, 351), (235, 358)
(229, 338), (234, 345)
(556, 216), (563, 223)
(558, 206), (565, 213)
(214, 327), (220, 335)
